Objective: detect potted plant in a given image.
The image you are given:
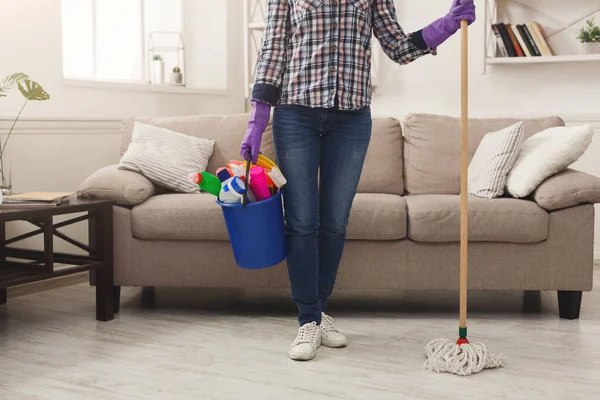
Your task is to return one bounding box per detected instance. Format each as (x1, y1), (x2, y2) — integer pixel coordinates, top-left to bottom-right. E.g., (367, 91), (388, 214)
(578, 16), (600, 54)
(171, 66), (183, 84)
(151, 54), (164, 84)
(0, 73), (50, 195)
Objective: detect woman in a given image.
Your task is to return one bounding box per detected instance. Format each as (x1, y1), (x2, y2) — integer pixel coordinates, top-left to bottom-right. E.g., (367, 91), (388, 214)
(240, 0), (476, 361)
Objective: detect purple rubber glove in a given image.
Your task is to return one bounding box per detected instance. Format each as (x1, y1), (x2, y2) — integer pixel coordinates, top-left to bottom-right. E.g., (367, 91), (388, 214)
(422, 0), (476, 49)
(240, 99), (271, 164)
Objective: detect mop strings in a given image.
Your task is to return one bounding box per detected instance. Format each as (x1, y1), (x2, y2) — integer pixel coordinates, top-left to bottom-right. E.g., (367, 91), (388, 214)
(424, 338), (506, 376)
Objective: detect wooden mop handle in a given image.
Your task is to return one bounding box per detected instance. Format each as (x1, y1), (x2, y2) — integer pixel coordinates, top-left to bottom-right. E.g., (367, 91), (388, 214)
(459, 20), (469, 331)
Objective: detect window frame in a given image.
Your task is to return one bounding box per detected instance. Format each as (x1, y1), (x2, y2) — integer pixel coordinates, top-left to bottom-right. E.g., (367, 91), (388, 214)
(61, 0), (185, 86)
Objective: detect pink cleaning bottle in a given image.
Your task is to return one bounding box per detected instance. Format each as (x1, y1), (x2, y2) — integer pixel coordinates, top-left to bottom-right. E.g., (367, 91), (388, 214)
(249, 166), (271, 201)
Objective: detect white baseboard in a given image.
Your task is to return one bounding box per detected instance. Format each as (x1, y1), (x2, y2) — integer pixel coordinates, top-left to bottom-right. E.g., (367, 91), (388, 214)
(595, 250), (600, 262)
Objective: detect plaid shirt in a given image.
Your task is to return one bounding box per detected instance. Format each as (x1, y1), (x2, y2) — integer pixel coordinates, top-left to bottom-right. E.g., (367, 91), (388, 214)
(252, 0), (434, 110)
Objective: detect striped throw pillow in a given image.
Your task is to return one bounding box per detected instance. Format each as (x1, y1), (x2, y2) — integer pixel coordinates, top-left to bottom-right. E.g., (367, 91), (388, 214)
(119, 122), (215, 193)
(468, 122), (524, 198)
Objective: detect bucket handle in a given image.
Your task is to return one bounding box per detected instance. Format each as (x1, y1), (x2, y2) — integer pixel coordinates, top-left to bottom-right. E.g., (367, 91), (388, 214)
(242, 150), (252, 208)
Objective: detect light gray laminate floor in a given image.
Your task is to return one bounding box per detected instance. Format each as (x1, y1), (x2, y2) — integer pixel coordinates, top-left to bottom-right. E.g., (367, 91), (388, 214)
(1, 265), (600, 400)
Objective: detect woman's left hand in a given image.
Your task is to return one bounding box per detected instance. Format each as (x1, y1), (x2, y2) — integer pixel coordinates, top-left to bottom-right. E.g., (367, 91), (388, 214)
(447, 0), (476, 30)
(422, 0), (476, 49)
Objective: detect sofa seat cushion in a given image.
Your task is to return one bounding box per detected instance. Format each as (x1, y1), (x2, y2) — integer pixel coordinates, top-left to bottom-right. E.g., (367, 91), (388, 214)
(404, 195), (548, 243)
(347, 194), (407, 240)
(131, 192), (407, 241)
(132, 193), (229, 241)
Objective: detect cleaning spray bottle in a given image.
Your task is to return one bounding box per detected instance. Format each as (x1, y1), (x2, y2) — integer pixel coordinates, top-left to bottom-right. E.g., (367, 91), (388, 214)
(249, 166), (271, 201)
(188, 171), (221, 196)
(219, 176), (247, 204)
(218, 168), (257, 203)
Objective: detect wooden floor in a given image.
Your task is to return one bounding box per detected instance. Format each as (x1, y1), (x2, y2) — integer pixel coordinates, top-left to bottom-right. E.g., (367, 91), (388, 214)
(1, 265), (600, 400)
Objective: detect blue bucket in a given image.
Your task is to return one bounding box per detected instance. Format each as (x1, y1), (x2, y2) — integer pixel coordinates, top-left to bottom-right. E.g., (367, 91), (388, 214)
(217, 190), (286, 270)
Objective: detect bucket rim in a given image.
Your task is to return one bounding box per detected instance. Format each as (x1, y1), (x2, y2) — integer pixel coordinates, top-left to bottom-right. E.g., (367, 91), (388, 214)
(216, 188), (283, 209)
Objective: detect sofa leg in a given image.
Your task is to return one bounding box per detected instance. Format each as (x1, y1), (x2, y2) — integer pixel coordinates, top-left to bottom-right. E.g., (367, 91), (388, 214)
(523, 290), (541, 314)
(141, 286), (155, 308)
(557, 291), (582, 320)
(113, 286), (121, 313)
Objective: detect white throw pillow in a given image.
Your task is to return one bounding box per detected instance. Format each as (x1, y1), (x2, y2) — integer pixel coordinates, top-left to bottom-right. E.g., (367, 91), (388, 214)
(119, 122), (215, 193)
(468, 122), (524, 198)
(506, 125), (593, 198)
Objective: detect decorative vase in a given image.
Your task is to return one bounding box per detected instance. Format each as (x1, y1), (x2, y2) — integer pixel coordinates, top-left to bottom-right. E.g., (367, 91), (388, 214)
(151, 60), (164, 84)
(583, 42), (600, 54)
(0, 135), (12, 196)
(171, 72), (183, 84)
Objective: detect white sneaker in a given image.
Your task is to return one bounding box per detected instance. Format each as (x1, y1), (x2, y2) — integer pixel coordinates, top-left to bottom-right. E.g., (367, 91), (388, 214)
(288, 321), (321, 361)
(320, 313), (348, 348)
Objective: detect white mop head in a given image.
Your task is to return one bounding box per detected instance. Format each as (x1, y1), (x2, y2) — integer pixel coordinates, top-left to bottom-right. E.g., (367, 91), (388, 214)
(424, 338), (506, 376)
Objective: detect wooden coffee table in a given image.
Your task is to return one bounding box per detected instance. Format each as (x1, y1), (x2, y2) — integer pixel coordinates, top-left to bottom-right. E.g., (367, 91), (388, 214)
(0, 198), (115, 321)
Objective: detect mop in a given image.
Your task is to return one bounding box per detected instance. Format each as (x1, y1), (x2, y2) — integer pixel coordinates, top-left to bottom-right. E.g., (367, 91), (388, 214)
(423, 20), (507, 376)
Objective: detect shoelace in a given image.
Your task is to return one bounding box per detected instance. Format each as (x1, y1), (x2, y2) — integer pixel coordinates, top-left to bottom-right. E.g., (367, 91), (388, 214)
(321, 314), (339, 333)
(296, 322), (318, 343)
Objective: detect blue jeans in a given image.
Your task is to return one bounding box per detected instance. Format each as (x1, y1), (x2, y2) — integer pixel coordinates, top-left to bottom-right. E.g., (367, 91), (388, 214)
(272, 105), (372, 326)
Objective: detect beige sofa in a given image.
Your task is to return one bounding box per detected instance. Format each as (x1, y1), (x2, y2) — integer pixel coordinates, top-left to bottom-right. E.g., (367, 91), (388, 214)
(78, 113), (600, 319)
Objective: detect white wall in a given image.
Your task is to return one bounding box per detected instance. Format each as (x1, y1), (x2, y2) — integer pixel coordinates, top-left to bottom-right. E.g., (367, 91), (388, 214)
(370, 1), (600, 259)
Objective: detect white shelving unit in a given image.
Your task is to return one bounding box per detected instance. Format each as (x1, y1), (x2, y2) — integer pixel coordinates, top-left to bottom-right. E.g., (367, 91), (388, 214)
(487, 53), (600, 64)
(484, 0), (600, 71)
(243, 0), (381, 110)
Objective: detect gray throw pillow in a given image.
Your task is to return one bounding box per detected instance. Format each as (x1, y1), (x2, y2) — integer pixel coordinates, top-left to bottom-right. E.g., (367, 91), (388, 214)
(77, 165), (160, 206)
(468, 122), (524, 198)
(119, 122), (215, 193)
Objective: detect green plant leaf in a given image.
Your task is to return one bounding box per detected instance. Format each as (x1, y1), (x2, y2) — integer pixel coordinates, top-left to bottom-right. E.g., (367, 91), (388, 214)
(0, 72), (29, 97)
(17, 80), (50, 101)
(579, 16), (600, 43)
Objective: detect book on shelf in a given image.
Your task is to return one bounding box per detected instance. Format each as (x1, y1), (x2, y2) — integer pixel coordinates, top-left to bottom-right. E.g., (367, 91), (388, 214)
(1, 192), (72, 208)
(516, 24), (538, 56)
(521, 24), (542, 56)
(511, 24), (531, 57)
(531, 22), (554, 56)
(495, 23), (517, 57)
(492, 21), (554, 58)
(506, 24), (524, 57)
(491, 24), (509, 57)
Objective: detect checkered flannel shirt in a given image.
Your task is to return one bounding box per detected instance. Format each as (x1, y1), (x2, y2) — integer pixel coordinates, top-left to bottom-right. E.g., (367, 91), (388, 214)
(252, 0), (434, 110)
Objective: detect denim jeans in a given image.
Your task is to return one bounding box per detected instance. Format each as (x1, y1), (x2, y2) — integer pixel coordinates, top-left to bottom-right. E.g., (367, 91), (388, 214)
(272, 105), (372, 326)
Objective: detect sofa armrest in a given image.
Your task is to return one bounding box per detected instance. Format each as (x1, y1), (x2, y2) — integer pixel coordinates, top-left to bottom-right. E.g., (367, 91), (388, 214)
(532, 169), (600, 211)
(77, 165), (163, 207)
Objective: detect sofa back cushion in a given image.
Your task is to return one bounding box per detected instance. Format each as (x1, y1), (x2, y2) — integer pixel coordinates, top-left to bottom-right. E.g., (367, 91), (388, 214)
(402, 113), (564, 195)
(122, 114), (405, 195)
(361, 117), (404, 195)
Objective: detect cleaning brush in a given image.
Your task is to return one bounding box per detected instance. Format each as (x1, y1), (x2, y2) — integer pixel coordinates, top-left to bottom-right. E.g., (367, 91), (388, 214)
(267, 167), (287, 188)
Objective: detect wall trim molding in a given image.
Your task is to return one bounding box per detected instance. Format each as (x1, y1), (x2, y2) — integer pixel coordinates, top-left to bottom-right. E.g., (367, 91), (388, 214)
(2, 114), (598, 135)
(0, 117), (122, 135)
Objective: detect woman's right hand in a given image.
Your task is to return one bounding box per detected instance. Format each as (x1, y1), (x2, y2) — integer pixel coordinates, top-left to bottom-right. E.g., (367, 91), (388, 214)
(240, 99), (271, 164)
